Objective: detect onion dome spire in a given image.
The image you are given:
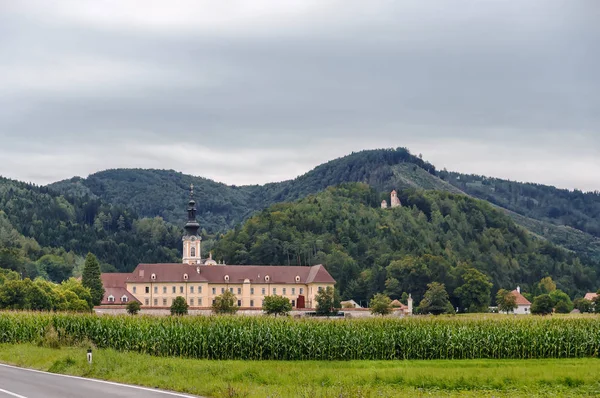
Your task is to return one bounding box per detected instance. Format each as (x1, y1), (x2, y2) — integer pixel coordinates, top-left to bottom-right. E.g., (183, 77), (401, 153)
(184, 183), (200, 236)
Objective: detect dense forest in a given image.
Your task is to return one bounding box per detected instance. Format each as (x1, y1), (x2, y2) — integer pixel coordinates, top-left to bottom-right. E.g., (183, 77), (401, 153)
(213, 183), (598, 304)
(49, 148), (600, 264)
(443, 172), (600, 238)
(49, 148), (441, 232)
(0, 176), (181, 279)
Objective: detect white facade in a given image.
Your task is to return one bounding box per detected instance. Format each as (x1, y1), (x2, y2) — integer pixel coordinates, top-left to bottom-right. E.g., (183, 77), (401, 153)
(513, 304), (530, 315)
(182, 235), (202, 265)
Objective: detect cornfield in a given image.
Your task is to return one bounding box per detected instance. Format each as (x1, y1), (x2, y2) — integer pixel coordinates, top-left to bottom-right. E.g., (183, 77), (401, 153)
(1, 312), (599, 360)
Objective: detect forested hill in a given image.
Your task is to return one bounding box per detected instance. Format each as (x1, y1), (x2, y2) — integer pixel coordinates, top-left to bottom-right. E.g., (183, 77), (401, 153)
(0, 176), (181, 278)
(48, 147), (600, 263)
(213, 183), (598, 303)
(442, 171), (600, 238)
(48, 148), (457, 232)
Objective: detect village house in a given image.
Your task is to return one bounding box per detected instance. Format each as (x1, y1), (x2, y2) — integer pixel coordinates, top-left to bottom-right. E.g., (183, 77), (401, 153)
(391, 296), (414, 315)
(511, 287), (531, 315)
(100, 186), (335, 309)
(584, 292), (598, 302)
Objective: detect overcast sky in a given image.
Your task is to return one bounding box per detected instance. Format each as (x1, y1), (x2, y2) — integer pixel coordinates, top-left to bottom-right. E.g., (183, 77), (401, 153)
(1, 1), (598, 191)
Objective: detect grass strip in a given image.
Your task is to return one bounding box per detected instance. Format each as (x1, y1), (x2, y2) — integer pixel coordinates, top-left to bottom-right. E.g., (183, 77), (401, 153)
(1, 343), (600, 397)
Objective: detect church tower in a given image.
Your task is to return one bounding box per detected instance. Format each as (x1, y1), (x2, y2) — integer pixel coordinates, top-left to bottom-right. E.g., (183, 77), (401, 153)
(182, 184), (202, 265)
(390, 190), (401, 208)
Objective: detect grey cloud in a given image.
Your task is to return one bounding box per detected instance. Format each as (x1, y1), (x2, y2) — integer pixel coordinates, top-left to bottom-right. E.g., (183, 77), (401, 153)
(0, 1), (599, 190)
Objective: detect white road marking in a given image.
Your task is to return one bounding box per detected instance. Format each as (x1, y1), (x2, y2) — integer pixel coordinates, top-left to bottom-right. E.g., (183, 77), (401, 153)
(0, 363), (199, 397)
(0, 388), (28, 398)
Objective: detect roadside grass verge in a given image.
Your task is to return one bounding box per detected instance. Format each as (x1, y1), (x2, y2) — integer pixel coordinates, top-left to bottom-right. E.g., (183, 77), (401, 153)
(1, 344), (600, 397)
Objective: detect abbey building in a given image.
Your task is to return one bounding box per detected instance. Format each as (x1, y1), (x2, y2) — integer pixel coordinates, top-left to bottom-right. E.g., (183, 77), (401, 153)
(100, 186), (336, 309)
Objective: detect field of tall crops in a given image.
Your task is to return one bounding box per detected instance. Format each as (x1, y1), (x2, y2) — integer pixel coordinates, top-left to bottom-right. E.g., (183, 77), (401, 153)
(1, 312), (599, 361)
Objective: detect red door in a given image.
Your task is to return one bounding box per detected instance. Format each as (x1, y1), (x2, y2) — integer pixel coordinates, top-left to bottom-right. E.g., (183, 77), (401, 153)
(296, 295), (305, 309)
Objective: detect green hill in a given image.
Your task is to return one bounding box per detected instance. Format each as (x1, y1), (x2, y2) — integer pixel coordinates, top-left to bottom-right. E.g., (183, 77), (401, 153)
(213, 183), (597, 302)
(48, 148), (453, 232)
(443, 172), (600, 238)
(0, 176), (181, 276)
(49, 148), (600, 263)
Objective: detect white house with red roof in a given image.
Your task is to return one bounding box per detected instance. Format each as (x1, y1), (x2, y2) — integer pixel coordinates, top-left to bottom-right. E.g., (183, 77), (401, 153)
(511, 286), (531, 315)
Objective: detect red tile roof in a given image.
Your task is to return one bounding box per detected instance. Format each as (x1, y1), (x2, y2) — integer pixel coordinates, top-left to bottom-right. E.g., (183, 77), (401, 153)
(101, 287), (139, 305)
(390, 299), (408, 309)
(109, 264), (335, 285)
(101, 273), (130, 288)
(511, 289), (531, 306)
(584, 292), (598, 301)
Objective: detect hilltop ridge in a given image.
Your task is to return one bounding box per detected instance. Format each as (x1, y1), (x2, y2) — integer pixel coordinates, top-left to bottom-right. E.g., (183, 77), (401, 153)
(48, 148), (600, 263)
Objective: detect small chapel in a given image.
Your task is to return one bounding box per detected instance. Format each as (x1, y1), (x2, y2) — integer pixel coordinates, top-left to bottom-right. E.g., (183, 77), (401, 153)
(100, 186), (336, 310)
(381, 190), (402, 209)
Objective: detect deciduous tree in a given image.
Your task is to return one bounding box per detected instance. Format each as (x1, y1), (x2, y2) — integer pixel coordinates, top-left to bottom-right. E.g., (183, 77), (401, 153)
(212, 290), (238, 315)
(573, 298), (592, 313)
(496, 289), (517, 314)
(455, 268), (492, 312)
(315, 286), (340, 316)
(419, 282), (452, 315)
(531, 294), (553, 315)
(262, 295), (292, 316)
(549, 289), (573, 313)
(370, 293), (393, 316)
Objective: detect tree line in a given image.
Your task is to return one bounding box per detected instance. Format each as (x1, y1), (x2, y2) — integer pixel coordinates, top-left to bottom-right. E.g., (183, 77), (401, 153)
(0, 253), (105, 312)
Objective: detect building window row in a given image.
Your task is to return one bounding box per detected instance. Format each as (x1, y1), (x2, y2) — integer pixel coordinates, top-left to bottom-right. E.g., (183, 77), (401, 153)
(139, 285), (305, 298)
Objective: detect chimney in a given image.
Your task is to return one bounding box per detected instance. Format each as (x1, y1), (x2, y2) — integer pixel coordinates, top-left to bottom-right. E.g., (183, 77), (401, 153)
(407, 293), (413, 315)
(517, 286), (521, 294)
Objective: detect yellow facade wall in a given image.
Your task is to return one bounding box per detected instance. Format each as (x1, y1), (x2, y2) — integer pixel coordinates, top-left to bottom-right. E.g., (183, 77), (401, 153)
(126, 281), (334, 309)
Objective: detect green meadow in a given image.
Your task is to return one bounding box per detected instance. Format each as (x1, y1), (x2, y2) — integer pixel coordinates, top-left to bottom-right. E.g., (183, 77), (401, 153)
(1, 344), (600, 397)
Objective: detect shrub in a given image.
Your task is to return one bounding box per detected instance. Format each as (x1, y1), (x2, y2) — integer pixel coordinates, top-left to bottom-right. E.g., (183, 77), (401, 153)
(126, 300), (141, 315)
(170, 296), (188, 316)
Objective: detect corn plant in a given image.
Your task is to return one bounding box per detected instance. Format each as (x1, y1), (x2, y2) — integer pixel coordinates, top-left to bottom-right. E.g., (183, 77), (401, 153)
(0, 312), (599, 361)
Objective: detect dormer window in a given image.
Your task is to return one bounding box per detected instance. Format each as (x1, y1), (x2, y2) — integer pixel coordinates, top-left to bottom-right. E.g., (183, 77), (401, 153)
(121, 295), (128, 303)
(108, 295), (115, 302)
(224, 275), (230, 282)
(183, 273), (189, 280)
(151, 273), (156, 280)
(295, 275), (300, 282)
(265, 275), (270, 282)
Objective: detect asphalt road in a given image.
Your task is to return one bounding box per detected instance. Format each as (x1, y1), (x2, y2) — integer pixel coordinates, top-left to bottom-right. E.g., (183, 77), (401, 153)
(0, 364), (201, 398)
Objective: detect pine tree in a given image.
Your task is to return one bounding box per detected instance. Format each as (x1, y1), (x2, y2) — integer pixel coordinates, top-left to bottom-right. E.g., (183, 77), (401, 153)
(82, 253), (104, 306)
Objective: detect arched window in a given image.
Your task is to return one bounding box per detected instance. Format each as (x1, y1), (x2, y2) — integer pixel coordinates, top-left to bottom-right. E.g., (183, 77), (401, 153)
(191, 247), (196, 257)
